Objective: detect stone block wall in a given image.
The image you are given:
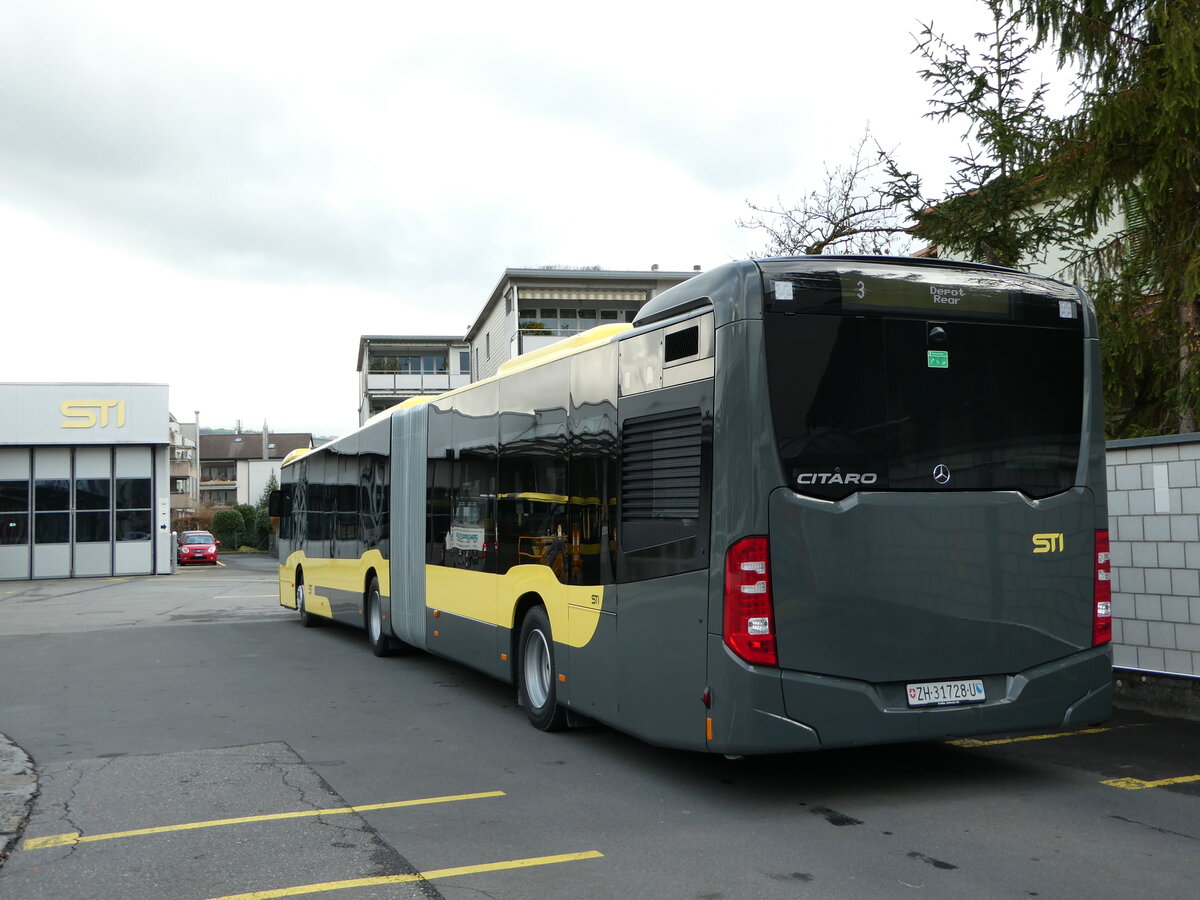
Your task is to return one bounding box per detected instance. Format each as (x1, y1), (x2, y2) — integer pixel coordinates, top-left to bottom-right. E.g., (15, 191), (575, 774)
(1107, 434), (1200, 677)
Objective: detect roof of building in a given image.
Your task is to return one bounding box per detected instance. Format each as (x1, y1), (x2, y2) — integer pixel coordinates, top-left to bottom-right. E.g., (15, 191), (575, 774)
(200, 432), (313, 461)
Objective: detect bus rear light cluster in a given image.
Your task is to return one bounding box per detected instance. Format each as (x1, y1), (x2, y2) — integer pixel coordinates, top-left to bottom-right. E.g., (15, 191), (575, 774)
(1094, 529), (1112, 646)
(723, 536), (777, 667)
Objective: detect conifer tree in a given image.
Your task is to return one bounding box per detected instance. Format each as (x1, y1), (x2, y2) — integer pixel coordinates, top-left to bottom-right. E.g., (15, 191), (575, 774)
(1008, 0), (1200, 434)
(885, 0), (1078, 268)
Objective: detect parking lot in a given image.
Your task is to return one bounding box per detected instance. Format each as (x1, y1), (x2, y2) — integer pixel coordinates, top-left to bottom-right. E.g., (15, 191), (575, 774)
(1, 555), (1199, 899)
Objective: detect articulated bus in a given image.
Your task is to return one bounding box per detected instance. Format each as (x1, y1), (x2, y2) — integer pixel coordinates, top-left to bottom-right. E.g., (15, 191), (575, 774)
(272, 256), (1112, 754)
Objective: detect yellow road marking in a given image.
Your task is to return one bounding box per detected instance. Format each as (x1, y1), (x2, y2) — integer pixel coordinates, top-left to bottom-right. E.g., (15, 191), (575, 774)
(202, 851), (604, 900)
(947, 724), (1136, 748)
(22, 791), (505, 850)
(1102, 774), (1200, 791)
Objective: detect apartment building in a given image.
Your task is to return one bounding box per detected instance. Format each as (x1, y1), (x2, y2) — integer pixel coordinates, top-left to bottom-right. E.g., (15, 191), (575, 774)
(466, 266), (700, 381)
(356, 336), (471, 424)
(357, 267), (700, 422)
(168, 414), (200, 523)
(199, 430), (314, 507)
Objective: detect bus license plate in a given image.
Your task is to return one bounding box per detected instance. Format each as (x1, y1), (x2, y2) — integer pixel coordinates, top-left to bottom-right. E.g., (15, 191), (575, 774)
(906, 679), (986, 707)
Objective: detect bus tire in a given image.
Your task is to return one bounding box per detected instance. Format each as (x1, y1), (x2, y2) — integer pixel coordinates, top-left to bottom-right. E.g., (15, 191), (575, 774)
(517, 606), (567, 732)
(366, 576), (392, 657)
(297, 571), (320, 628)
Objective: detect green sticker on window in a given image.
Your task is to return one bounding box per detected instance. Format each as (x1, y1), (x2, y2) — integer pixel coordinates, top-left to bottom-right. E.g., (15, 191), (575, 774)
(927, 350), (949, 369)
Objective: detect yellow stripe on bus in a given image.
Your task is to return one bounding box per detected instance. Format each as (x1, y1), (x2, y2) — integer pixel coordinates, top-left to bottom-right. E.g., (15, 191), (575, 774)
(21, 791), (505, 850)
(202, 851), (605, 900)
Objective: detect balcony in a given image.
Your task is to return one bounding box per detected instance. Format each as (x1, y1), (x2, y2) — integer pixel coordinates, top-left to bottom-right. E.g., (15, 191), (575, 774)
(366, 373), (470, 393)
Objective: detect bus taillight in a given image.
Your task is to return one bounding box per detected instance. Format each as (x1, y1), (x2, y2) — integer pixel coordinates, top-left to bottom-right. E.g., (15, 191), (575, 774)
(723, 536), (777, 667)
(1094, 530), (1112, 646)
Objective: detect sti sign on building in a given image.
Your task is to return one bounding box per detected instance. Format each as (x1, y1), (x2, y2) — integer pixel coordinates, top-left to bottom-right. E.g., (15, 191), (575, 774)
(0, 383), (172, 580)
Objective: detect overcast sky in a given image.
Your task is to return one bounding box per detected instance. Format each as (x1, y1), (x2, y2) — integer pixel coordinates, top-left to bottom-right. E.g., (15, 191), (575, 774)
(0, 0), (1070, 437)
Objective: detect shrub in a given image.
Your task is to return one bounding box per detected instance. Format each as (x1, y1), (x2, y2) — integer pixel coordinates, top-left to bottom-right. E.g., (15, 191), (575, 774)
(253, 507), (273, 551)
(236, 504), (257, 534)
(212, 509), (246, 549)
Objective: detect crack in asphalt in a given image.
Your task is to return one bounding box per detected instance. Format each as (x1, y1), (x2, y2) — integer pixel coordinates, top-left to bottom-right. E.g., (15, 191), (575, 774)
(1109, 814), (1196, 841)
(277, 742), (445, 899)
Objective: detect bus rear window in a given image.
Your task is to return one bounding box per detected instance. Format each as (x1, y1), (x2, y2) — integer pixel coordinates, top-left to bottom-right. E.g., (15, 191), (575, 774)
(764, 312), (1083, 500)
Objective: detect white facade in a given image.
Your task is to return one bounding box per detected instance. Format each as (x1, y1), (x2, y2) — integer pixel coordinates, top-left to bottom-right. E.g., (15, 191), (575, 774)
(239, 458), (282, 506)
(0, 383), (173, 580)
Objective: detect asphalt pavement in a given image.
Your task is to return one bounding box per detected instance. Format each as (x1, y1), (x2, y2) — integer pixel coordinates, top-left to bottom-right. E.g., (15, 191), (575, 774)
(0, 551), (284, 871)
(2, 552), (1198, 887)
(0, 732), (36, 868)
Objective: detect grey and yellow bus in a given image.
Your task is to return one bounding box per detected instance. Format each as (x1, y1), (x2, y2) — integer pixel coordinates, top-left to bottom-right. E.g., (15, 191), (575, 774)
(272, 256), (1112, 754)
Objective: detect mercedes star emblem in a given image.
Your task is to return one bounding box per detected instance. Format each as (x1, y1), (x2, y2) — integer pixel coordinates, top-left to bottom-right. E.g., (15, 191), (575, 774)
(933, 464), (951, 485)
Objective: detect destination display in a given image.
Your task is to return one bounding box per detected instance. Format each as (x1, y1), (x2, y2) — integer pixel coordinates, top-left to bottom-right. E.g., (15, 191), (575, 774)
(838, 270), (1014, 318)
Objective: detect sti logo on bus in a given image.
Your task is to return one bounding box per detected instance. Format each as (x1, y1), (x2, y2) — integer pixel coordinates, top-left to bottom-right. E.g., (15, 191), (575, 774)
(795, 472), (878, 486)
(1032, 533), (1065, 554)
(60, 400), (127, 429)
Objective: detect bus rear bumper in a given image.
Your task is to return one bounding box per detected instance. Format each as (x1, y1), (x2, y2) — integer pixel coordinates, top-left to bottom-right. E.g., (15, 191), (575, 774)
(706, 639), (1112, 754)
(779, 645), (1113, 750)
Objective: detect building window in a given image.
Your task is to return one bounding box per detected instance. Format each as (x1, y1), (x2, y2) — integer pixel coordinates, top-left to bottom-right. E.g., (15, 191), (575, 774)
(486, 333), (491, 359)
(371, 353), (451, 374)
(115, 478), (152, 541)
(76, 512), (110, 543)
(519, 309), (551, 335)
(34, 478), (70, 545)
(422, 355), (448, 374)
(0, 480), (29, 546)
(519, 307), (637, 337)
(201, 465), (235, 482)
(34, 512), (69, 543)
(76, 479), (111, 510)
(171, 477), (190, 494)
(459, 351), (470, 374)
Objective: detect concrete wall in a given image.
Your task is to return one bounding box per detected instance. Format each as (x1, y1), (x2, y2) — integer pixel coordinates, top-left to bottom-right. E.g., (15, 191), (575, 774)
(1107, 434), (1200, 678)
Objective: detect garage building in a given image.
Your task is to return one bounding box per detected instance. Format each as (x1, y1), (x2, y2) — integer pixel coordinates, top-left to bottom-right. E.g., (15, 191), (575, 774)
(0, 383), (172, 580)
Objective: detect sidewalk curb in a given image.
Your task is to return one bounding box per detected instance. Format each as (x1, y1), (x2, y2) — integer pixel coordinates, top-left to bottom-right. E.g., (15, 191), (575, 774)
(0, 733), (37, 869)
(1114, 669), (1200, 724)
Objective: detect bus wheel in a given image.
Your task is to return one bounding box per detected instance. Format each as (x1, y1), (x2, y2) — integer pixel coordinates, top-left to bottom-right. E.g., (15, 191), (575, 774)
(517, 606), (567, 732)
(366, 576), (391, 657)
(297, 572), (320, 628)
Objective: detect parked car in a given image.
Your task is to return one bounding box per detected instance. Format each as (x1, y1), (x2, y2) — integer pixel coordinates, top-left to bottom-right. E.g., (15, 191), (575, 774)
(177, 531), (220, 565)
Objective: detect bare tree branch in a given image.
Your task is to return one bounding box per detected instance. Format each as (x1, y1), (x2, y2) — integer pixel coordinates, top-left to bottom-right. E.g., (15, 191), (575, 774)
(738, 128), (916, 257)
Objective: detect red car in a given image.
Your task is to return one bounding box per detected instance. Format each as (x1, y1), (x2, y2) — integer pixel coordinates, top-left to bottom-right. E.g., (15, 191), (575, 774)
(177, 531), (220, 565)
